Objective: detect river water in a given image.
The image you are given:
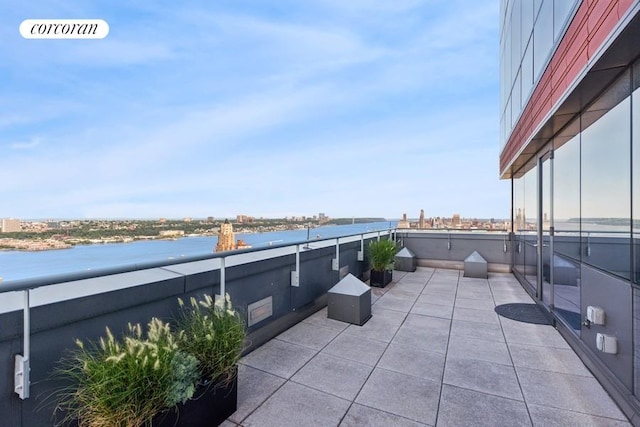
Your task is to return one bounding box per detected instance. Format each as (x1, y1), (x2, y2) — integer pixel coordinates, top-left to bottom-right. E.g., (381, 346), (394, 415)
(0, 222), (395, 282)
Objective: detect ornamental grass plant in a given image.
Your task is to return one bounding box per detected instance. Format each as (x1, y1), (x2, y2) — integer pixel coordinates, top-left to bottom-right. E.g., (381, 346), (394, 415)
(367, 238), (398, 272)
(175, 293), (246, 387)
(50, 294), (245, 427)
(52, 318), (199, 427)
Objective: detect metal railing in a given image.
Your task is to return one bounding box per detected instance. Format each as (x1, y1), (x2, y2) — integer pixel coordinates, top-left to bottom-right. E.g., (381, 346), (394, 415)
(1, 228), (395, 401)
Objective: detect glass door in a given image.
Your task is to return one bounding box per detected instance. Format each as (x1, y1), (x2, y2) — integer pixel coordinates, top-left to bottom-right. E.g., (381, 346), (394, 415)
(539, 152), (553, 307)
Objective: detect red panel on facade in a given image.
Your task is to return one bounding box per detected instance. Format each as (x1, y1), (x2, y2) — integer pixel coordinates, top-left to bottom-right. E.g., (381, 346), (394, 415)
(500, 0), (635, 176)
(618, 0), (635, 17)
(567, 47), (589, 81)
(588, 7), (620, 57)
(588, 0), (617, 34)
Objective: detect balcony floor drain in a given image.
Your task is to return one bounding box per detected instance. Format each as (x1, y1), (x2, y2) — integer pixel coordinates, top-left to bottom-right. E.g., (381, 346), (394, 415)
(494, 303), (551, 325)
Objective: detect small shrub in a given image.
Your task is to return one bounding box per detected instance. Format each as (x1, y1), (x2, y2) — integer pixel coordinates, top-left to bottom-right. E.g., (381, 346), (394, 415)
(368, 239), (398, 272)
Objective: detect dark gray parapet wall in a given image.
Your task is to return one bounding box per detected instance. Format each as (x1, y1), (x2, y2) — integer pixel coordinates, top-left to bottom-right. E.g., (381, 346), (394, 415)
(0, 232), (387, 427)
(397, 231), (510, 272)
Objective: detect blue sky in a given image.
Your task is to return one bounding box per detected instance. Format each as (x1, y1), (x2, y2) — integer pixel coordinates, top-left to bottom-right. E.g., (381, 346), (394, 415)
(1, 0), (509, 220)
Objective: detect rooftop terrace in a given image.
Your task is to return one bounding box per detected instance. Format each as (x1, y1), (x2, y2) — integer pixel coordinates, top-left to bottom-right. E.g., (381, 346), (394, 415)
(226, 268), (630, 426)
(1, 230), (635, 425)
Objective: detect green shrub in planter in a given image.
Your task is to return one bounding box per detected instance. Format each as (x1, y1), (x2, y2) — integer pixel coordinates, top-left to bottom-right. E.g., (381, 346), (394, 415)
(175, 293), (246, 387)
(368, 239), (398, 287)
(153, 294), (246, 426)
(368, 239), (398, 272)
(53, 318), (199, 427)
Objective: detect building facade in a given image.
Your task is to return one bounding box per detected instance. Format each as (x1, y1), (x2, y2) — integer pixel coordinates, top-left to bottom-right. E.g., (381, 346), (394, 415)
(1, 218), (21, 233)
(500, 0), (640, 420)
(216, 219), (235, 252)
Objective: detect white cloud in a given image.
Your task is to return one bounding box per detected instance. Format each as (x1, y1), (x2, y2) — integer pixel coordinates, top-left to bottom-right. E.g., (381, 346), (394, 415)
(0, 0), (506, 219)
(10, 137), (41, 150)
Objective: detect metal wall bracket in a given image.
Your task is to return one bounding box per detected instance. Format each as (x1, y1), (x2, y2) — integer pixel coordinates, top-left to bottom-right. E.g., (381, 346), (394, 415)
(291, 245), (300, 287)
(14, 354), (29, 399)
(15, 289), (31, 399)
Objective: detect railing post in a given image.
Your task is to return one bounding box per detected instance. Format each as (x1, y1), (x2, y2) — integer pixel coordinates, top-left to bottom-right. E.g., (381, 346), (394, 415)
(332, 238), (340, 271)
(14, 290), (30, 399)
(220, 257), (226, 300)
(291, 244), (300, 287)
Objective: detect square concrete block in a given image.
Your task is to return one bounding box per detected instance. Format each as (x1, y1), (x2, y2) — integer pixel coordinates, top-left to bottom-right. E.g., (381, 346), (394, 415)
(328, 274), (371, 326)
(464, 251), (487, 279)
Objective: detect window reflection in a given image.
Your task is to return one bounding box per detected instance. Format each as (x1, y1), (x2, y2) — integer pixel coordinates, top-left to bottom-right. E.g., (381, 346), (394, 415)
(552, 254), (581, 331)
(554, 134), (580, 261)
(513, 175), (526, 279)
(513, 164), (538, 291)
(553, 134), (581, 331)
(633, 85), (640, 283)
(523, 165), (538, 286)
(553, 0), (577, 42)
(581, 84), (631, 279)
(533, 0), (553, 80)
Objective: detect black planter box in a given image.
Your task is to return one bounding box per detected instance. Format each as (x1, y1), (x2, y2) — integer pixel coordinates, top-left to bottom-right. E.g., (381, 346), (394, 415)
(154, 372), (238, 427)
(370, 269), (392, 287)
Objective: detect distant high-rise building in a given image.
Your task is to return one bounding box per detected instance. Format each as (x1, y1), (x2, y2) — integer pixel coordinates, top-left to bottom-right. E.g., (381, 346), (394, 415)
(206, 216), (214, 223)
(236, 214), (253, 223)
(216, 219), (235, 252)
(397, 213), (410, 229)
(216, 219), (252, 252)
(1, 218), (21, 233)
(419, 209), (425, 229)
(452, 214), (461, 226)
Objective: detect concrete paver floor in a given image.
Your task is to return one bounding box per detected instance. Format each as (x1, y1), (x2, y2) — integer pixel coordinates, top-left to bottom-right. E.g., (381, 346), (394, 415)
(225, 267), (631, 427)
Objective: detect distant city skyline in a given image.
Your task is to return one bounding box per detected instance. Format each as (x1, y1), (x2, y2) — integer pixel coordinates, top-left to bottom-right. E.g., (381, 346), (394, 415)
(2, 211), (511, 230)
(1, 1), (508, 219)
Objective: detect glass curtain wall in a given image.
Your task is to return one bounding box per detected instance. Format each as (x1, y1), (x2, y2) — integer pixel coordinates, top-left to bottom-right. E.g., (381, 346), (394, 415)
(500, 0), (579, 146)
(553, 133), (581, 331)
(580, 71), (631, 280)
(513, 67), (636, 331)
(513, 162), (538, 291)
(633, 61), (640, 283)
(514, 174), (525, 279)
(523, 165), (538, 286)
(541, 156), (552, 306)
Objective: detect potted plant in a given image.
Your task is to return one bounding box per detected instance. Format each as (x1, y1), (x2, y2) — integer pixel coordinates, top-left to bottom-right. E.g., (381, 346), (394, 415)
(52, 318), (200, 427)
(155, 293), (246, 427)
(368, 238), (397, 287)
(50, 293), (245, 427)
